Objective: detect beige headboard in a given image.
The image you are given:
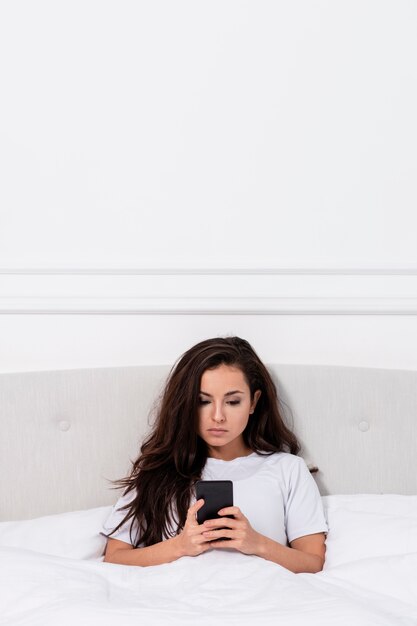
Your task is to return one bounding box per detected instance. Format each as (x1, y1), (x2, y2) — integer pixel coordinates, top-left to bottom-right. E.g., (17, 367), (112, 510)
(1, 364), (416, 521)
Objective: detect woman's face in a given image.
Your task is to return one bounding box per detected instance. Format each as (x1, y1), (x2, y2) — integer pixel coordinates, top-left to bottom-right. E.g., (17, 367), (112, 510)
(197, 363), (261, 460)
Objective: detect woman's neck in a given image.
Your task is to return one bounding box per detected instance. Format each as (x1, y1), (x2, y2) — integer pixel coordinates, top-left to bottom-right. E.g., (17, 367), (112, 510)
(207, 447), (253, 461)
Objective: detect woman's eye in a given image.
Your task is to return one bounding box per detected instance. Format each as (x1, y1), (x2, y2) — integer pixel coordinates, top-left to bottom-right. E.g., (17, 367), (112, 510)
(198, 399), (240, 406)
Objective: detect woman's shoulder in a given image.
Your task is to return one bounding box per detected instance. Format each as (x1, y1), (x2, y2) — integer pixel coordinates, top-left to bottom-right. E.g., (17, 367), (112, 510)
(255, 451), (305, 465)
(111, 486), (137, 511)
(255, 451), (309, 474)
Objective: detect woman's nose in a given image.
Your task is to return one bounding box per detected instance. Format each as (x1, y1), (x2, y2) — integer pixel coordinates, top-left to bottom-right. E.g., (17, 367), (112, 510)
(212, 403), (226, 422)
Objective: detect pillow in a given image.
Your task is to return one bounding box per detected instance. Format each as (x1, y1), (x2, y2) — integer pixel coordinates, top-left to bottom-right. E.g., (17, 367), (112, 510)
(322, 494), (417, 568)
(0, 506), (112, 560)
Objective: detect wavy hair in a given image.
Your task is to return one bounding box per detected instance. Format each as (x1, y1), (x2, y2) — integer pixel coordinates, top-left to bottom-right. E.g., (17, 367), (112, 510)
(102, 336), (301, 547)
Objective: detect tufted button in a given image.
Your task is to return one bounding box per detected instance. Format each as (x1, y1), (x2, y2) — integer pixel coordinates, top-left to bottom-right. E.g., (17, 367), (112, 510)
(358, 420), (370, 432)
(58, 420), (71, 432)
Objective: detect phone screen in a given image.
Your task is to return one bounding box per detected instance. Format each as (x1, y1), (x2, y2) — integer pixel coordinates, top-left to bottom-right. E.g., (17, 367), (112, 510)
(195, 480), (234, 526)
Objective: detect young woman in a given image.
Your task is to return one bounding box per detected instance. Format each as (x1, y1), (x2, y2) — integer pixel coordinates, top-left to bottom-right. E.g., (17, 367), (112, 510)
(101, 336), (328, 572)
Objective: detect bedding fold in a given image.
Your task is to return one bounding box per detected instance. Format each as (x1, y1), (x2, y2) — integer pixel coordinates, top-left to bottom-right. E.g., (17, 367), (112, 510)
(1, 546), (417, 626)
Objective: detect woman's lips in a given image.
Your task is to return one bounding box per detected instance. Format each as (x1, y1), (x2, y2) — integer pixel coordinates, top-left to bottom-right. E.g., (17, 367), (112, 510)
(208, 429), (227, 435)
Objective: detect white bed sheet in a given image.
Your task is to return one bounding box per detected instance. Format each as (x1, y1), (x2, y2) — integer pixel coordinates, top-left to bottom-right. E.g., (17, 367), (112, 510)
(1, 495), (417, 626)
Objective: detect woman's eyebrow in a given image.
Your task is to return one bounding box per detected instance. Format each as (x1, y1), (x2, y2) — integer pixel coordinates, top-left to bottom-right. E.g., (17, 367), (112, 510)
(199, 390), (244, 397)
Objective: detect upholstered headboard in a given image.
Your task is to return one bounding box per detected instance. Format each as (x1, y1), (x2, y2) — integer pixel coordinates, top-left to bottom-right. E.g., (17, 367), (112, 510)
(1, 364), (416, 521)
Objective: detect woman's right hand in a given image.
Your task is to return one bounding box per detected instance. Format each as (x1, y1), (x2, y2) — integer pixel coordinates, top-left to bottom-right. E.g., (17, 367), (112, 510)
(176, 499), (212, 557)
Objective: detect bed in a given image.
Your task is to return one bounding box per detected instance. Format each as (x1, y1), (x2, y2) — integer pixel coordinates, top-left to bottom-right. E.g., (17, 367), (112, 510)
(1, 363), (417, 625)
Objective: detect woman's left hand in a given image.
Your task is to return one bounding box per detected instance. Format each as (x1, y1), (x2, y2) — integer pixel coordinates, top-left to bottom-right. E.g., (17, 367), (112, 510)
(202, 506), (263, 555)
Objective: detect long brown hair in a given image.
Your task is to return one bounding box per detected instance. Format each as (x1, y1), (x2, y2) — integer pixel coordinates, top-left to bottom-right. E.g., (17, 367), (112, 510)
(102, 336), (301, 547)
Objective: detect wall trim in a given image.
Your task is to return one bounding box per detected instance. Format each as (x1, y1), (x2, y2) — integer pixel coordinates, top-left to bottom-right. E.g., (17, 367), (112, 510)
(1, 267), (417, 315)
(1, 299), (417, 315)
(1, 266), (417, 275)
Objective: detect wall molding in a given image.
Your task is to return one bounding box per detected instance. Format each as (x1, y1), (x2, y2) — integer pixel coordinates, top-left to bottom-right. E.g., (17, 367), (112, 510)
(1, 267), (417, 314)
(2, 266), (417, 275)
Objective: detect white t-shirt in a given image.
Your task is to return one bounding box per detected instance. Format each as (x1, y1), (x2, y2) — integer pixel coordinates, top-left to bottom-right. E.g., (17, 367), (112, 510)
(100, 451), (328, 547)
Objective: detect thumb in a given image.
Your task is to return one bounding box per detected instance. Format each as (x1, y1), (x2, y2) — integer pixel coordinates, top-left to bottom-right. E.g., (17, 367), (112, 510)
(187, 498), (205, 523)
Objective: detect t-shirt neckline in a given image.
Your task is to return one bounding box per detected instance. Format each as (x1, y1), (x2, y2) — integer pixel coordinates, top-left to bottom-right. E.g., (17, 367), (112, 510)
(206, 451), (257, 463)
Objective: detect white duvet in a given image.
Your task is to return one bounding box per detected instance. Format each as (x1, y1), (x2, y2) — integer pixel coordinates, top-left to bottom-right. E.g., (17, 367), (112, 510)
(1, 495), (417, 626)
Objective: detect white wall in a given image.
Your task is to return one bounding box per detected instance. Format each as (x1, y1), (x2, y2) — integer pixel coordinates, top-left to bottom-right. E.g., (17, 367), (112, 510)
(0, 1), (416, 373)
(1, 313), (417, 374)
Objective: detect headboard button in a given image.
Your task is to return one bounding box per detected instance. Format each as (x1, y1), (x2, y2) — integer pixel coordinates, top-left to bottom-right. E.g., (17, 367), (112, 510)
(58, 420), (71, 432)
(358, 420), (370, 432)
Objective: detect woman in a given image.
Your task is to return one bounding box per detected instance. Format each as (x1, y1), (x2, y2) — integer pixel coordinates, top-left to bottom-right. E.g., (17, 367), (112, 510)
(101, 336), (328, 572)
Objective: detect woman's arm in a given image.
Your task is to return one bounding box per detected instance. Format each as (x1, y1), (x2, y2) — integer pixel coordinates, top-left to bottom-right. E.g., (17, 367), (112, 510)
(103, 498), (211, 567)
(256, 532), (326, 573)
(203, 505), (326, 573)
(104, 536), (184, 567)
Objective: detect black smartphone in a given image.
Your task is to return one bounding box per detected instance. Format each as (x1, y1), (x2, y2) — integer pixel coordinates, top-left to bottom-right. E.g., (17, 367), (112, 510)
(195, 480), (234, 539)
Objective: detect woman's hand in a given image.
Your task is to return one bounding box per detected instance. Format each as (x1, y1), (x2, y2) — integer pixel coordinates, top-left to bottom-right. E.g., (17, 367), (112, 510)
(201, 506), (263, 555)
(176, 499), (214, 557)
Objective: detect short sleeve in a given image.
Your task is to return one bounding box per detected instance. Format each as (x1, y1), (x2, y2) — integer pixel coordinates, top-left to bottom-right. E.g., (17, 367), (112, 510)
(284, 457), (328, 543)
(100, 488), (143, 546)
